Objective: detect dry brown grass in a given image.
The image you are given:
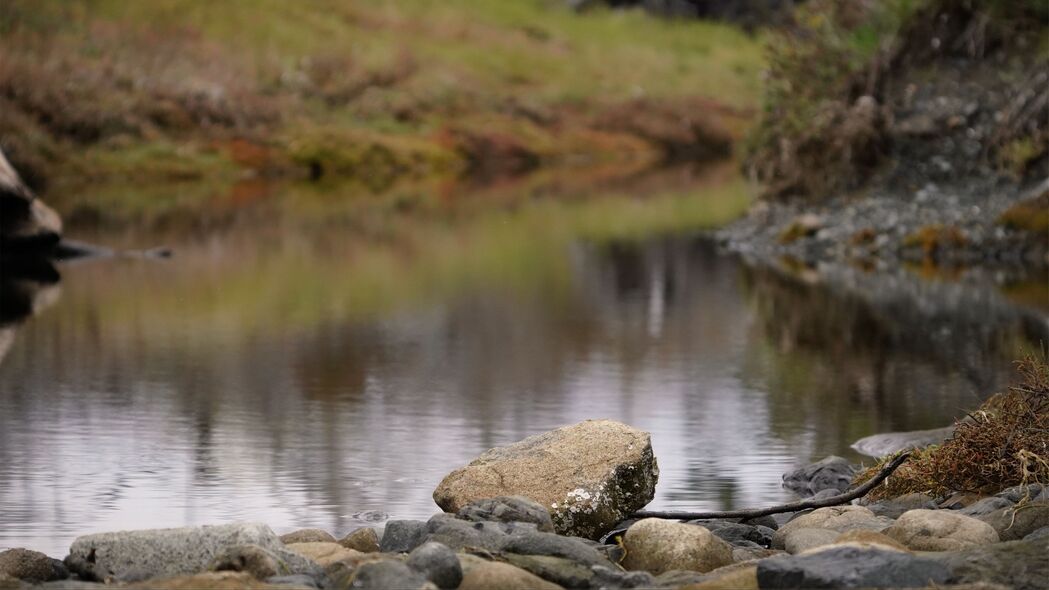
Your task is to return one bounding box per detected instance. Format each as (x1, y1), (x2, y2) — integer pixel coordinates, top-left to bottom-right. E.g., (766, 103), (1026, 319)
(856, 356), (1049, 500)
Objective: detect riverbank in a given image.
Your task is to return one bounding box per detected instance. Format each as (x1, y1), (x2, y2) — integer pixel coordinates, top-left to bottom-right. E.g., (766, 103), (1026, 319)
(723, 0), (1048, 270)
(0, 1), (761, 194)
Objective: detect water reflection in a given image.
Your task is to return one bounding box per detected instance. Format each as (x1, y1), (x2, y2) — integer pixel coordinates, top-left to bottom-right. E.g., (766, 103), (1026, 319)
(0, 198), (1045, 556)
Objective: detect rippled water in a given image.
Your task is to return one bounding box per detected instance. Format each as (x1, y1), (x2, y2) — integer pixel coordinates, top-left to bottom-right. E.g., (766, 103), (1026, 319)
(1, 172), (1046, 555)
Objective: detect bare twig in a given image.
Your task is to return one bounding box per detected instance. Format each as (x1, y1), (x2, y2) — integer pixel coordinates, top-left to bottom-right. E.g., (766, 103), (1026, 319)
(629, 452), (912, 521)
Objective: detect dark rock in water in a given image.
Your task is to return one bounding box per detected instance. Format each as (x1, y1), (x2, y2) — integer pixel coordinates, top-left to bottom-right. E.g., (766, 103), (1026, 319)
(933, 538), (1049, 590)
(342, 560), (430, 590)
(687, 520), (774, 548)
(457, 496), (555, 533)
(500, 554), (595, 589)
(500, 531), (613, 568)
(379, 520), (429, 554)
(65, 522), (289, 581)
(265, 574), (321, 588)
(406, 542), (461, 590)
(977, 503), (1049, 541)
(0, 549), (68, 583)
(850, 426), (955, 457)
(959, 496), (1014, 517)
(782, 456), (857, 497)
(757, 545), (951, 588)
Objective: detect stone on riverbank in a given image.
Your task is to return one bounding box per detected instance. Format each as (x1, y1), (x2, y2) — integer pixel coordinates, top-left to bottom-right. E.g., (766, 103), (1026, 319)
(406, 542), (461, 590)
(772, 506), (892, 549)
(341, 560), (432, 590)
(620, 518), (734, 575)
(884, 509), (999, 551)
(500, 553), (595, 589)
(457, 496), (555, 533)
(932, 538), (1049, 590)
(0, 549), (67, 583)
(338, 527), (380, 553)
(433, 419), (658, 539)
(977, 503), (1049, 541)
(207, 544), (296, 580)
(65, 522), (291, 581)
(781, 456), (856, 497)
(125, 571), (313, 589)
(458, 561), (561, 590)
(756, 544), (950, 589)
(278, 529), (336, 545)
(780, 528), (839, 554)
(850, 426), (955, 457)
(0, 148), (61, 248)
(283, 542), (368, 568)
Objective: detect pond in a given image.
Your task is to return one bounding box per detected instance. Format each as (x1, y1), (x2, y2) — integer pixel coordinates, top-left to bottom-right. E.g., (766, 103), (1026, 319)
(1, 166), (1046, 555)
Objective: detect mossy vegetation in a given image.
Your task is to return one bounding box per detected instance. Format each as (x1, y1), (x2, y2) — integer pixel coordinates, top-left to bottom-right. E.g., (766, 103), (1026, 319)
(0, 0), (764, 190)
(855, 355), (1049, 499)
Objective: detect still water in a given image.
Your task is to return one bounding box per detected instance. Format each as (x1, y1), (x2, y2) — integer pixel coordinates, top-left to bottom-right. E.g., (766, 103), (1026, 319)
(1, 170), (1046, 555)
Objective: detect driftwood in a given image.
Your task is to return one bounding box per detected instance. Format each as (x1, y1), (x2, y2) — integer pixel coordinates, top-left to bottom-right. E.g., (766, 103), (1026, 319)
(629, 451), (911, 521)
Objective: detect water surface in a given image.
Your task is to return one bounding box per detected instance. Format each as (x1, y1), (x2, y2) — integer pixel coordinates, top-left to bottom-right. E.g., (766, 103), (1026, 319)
(1, 170), (1045, 555)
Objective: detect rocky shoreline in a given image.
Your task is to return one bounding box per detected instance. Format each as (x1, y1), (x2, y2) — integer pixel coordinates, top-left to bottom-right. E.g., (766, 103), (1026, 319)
(1, 420), (1046, 590)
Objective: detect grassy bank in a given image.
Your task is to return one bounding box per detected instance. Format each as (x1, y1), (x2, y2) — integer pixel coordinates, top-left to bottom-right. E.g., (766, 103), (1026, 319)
(0, 0), (763, 194)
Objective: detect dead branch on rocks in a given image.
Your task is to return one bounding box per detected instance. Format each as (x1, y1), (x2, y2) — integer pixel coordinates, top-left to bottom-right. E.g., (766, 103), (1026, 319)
(629, 451), (911, 521)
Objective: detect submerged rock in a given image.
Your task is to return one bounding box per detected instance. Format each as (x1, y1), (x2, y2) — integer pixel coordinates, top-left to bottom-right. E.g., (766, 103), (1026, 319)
(620, 518), (733, 575)
(433, 419), (658, 539)
(781, 456), (856, 497)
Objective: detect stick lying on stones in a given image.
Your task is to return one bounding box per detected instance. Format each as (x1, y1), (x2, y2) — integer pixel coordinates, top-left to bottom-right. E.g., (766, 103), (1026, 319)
(629, 451), (911, 521)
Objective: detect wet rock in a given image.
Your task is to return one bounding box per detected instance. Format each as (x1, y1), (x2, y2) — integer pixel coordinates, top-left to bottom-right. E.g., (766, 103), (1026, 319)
(756, 545), (950, 589)
(457, 496), (556, 533)
(501, 554), (594, 589)
(739, 515), (778, 530)
(959, 496), (1014, 517)
(500, 530), (612, 568)
(933, 538), (1049, 590)
(772, 506), (892, 549)
(65, 522), (288, 581)
(884, 509), (999, 551)
(621, 518), (733, 575)
(780, 528), (839, 554)
(433, 419), (658, 539)
(687, 521), (774, 547)
(380, 520), (429, 553)
(279, 529), (336, 545)
(406, 542), (461, 590)
(977, 502), (1049, 541)
(339, 527), (380, 553)
(0, 549), (67, 584)
(833, 529), (909, 551)
(208, 544), (295, 579)
(458, 561), (561, 590)
(342, 560), (431, 590)
(283, 542), (364, 567)
(781, 456), (856, 497)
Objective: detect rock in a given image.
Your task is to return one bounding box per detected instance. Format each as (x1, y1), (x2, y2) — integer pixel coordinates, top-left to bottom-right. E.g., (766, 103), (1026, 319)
(940, 492), (984, 510)
(996, 484), (1045, 504)
(977, 502), (1049, 541)
(780, 528), (839, 554)
(739, 515), (778, 530)
(833, 530), (909, 551)
(406, 543), (461, 590)
(756, 545), (950, 589)
(0, 549), (67, 583)
(620, 518), (733, 575)
(865, 493), (938, 519)
(0, 574), (24, 590)
(433, 419), (658, 539)
(687, 521), (774, 548)
(850, 425), (955, 457)
(65, 522), (289, 581)
(883, 509), (999, 551)
(590, 565), (656, 589)
(264, 575), (321, 588)
(458, 561), (561, 590)
(653, 569), (709, 587)
(933, 538), (1049, 590)
(457, 496), (556, 533)
(781, 456), (856, 497)
(771, 506), (892, 549)
(380, 520), (429, 553)
(208, 545), (293, 579)
(342, 560), (432, 590)
(1024, 526), (1049, 541)
(501, 554), (594, 589)
(339, 527), (380, 553)
(680, 565), (758, 590)
(124, 571), (310, 589)
(959, 496), (1014, 517)
(424, 514), (522, 552)
(279, 529), (336, 545)
(0, 148), (61, 247)
(283, 542), (364, 567)
(499, 530), (612, 567)
(731, 547), (783, 562)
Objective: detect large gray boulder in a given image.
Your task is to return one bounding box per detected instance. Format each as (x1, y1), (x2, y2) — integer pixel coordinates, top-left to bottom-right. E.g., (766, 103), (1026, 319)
(433, 420), (658, 539)
(64, 522), (295, 581)
(756, 545), (950, 588)
(0, 148), (61, 247)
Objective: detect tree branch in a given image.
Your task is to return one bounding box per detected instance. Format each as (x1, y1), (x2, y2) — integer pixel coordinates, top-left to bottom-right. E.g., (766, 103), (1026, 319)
(629, 452), (911, 521)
